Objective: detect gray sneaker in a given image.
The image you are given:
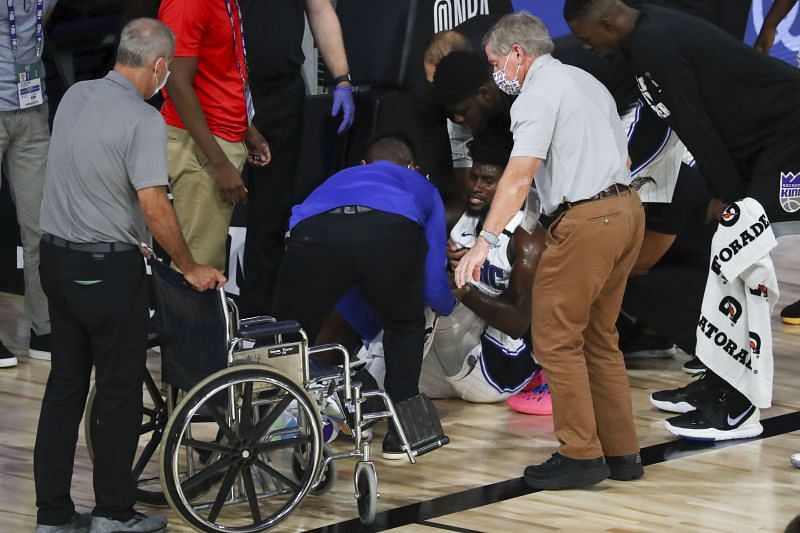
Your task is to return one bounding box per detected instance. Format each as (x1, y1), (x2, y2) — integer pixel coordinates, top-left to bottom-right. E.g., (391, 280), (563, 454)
(34, 512), (91, 533)
(89, 513), (167, 533)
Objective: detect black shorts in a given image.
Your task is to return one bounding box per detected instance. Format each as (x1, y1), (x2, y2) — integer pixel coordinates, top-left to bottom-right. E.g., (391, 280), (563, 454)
(747, 138), (800, 235)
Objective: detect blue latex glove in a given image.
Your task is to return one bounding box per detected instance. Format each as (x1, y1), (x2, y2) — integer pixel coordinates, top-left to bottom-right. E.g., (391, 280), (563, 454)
(331, 85), (355, 135)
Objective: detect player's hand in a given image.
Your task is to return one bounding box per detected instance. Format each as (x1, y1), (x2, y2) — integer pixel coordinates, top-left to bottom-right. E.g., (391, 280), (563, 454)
(754, 27), (776, 54)
(213, 159), (248, 205)
(706, 197), (729, 223)
(183, 264), (227, 291)
(245, 125), (271, 167)
(446, 239), (468, 271)
(454, 237), (489, 288)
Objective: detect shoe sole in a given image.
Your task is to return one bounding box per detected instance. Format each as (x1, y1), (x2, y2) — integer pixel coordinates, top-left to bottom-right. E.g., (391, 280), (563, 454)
(508, 406), (553, 416)
(608, 464), (644, 481)
(782, 316), (800, 325)
(649, 396), (696, 414)
(381, 450), (408, 460)
(663, 420), (764, 441)
(28, 349), (51, 361)
(681, 365), (705, 376)
(791, 454), (800, 468)
(523, 464), (610, 490)
(0, 358), (18, 368)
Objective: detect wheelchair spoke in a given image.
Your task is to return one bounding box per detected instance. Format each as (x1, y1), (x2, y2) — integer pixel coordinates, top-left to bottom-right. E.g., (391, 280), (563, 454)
(205, 403), (239, 444)
(182, 438), (233, 454)
(142, 407), (156, 417)
(143, 372), (164, 407)
(255, 435), (310, 454)
(207, 463), (240, 523)
(183, 454), (236, 493)
(140, 421), (156, 434)
(254, 457), (299, 492)
(253, 393), (293, 441)
(241, 465), (262, 523)
(132, 430), (161, 479)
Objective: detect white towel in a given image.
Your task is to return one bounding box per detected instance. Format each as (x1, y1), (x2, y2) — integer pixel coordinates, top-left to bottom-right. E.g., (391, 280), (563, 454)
(695, 198), (779, 408)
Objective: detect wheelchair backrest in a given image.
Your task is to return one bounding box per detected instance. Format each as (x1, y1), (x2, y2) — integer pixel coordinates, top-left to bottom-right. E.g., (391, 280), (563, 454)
(149, 259), (229, 391)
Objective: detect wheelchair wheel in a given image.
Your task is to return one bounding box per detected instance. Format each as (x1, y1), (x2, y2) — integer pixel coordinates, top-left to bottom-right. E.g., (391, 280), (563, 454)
(355, 462), (377, 526)
(161, 364), (322, 533)
(292, 443), (337, 495)
(85, 371), (170, 506)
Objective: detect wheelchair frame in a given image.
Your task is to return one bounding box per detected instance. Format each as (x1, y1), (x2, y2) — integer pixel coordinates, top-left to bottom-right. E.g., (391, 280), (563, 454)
(86, 276), (421, 532)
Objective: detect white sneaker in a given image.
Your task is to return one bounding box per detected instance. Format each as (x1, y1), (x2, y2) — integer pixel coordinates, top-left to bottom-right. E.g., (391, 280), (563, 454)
(791, 453), (800, 468)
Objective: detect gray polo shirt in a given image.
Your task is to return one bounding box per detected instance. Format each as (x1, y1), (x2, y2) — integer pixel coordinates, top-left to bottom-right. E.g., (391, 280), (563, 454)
(0, 0), (56, 111)
(510, 54), (630, 215)
(40, 71), (169, 245)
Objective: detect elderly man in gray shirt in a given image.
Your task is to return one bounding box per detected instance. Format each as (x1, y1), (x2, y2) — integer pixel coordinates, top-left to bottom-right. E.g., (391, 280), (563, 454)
(34, 18), (224, 533)
(454, 12), (645, 490)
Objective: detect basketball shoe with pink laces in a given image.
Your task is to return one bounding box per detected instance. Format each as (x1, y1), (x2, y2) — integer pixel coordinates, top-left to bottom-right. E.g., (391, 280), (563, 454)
(508, 369), (552, 416)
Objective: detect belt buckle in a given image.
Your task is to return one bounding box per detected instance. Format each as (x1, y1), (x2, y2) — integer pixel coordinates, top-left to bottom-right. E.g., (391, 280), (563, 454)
(343, 205), (357, 214)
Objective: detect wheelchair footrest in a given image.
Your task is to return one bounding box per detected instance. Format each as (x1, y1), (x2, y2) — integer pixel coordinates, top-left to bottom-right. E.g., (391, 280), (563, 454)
(394, 393), (449, 456)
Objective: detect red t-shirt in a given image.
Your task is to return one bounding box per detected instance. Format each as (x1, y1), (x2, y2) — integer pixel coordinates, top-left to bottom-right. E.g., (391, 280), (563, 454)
(159, 0), (249, 142)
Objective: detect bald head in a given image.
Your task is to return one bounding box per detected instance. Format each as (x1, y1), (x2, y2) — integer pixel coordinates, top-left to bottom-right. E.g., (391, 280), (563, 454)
(116, 17), (175, 68)
(563, 0), (638, 57)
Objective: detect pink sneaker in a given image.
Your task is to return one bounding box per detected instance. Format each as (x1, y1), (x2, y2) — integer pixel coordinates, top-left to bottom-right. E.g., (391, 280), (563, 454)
(508, 378), (552, 416)
(520, 368), (546, 393)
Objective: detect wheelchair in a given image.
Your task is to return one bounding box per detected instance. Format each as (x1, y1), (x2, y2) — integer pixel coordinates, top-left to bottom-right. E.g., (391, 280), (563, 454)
(83, 257), (449, 531)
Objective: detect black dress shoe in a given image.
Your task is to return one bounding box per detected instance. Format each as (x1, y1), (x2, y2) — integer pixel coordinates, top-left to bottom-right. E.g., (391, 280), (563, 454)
(606, 453), (644, 481)
(523, 453), (610, 490)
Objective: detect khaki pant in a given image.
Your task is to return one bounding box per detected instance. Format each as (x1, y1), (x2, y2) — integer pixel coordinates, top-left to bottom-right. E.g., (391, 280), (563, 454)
(166, 126), (246, 271)
(0, 103), (50, 335)
(532, 189), (645, 460)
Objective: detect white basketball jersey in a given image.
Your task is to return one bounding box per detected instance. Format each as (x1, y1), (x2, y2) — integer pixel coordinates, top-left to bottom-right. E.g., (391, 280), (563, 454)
(449, 211), (529, 362)
(450, 211), (524, 297)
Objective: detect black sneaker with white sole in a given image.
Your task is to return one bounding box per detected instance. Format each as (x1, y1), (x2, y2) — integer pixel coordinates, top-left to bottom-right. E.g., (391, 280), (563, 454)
(0, 340), (17, 368)
(650, 373), (711, 413)
(664, 394), (763, 441)
(621, 333), (677, 360)
(29, 329), (52, 361)
(381, 428), (408, 460)
(681, 356), (706, 375)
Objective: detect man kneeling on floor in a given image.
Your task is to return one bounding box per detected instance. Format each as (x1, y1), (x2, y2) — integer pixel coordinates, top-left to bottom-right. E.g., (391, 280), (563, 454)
(342, 122), (550, 420)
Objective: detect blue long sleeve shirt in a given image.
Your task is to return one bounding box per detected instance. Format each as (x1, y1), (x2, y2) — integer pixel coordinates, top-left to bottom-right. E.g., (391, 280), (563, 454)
(291, 161), (457, 328)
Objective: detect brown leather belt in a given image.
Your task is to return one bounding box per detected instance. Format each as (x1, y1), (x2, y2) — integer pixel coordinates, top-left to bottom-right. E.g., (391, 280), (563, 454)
(561, 183), (632, 212)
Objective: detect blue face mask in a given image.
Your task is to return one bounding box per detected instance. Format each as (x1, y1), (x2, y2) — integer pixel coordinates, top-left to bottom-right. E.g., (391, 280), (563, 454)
(493, 51), (522, 96)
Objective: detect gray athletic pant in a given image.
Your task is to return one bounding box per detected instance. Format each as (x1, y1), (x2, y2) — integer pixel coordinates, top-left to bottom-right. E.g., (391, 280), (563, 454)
(0, 103), (50, 335)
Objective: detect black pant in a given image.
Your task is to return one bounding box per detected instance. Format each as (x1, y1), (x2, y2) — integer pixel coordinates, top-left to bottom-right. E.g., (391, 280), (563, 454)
(241, 72), (306, 316)
(35, 241), (148, 524)
(622, 263), (707, 355)
(272, 211), (427, 402)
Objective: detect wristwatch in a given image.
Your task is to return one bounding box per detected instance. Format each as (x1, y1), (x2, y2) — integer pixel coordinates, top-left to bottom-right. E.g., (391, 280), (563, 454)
(333, 73), (352, 85)
(479, 229), (500, 246)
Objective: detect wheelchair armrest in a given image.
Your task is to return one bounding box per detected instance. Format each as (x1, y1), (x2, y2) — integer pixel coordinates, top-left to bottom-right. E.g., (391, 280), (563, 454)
(239, 319), (303, 340)
(239, 315), (277, 328)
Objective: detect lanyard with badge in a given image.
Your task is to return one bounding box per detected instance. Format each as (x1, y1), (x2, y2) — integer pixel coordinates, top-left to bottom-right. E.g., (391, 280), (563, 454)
(8, 0), (44, 109)
(223, 0), (255, 124)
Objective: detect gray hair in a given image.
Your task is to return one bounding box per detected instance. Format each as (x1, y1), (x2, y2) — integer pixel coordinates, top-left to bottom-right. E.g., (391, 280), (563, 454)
(116, 18), (175, 68)
(483, 11), (555, 57)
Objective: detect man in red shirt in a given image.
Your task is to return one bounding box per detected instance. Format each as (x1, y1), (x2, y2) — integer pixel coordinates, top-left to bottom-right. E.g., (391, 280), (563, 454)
(159, 0), (271, 272)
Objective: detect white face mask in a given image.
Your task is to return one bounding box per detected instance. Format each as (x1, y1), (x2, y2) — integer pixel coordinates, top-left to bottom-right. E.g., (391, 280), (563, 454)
(493, 51), (522, 96)
(151, 58), (170, 98)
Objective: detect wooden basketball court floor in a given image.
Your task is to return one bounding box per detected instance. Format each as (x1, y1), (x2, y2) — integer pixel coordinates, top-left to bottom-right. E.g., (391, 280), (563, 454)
(1, 236), (798, 532)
